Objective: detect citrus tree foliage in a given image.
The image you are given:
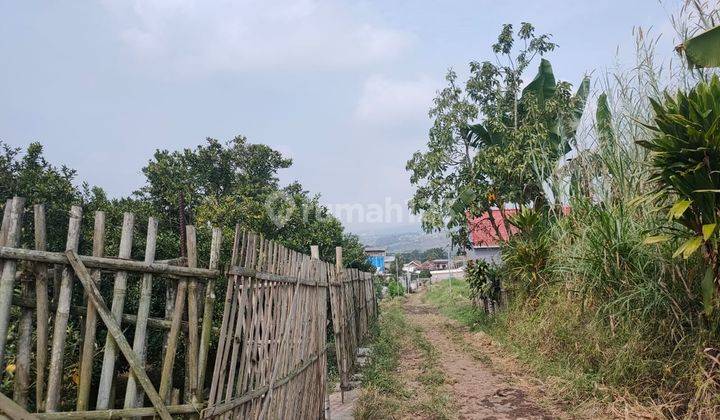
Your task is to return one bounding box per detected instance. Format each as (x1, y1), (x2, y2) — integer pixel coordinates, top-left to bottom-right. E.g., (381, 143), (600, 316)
(0, 138), (370, 269)
(639, 75), (720, 316)
(407, 23), (589, 246)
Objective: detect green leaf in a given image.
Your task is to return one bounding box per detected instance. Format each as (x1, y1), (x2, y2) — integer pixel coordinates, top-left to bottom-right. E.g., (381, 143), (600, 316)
(672, 240), (688, 258)
(596, 93), (614, 144)
(684, 25), (720, 69)
(702, 266), (715, 316)
(682, 236), (703, 259)
(702, 223), (717, 240)
(669, 200), (692, 219)
(643, 235), (671, 244)
(522, 58), (556, 105)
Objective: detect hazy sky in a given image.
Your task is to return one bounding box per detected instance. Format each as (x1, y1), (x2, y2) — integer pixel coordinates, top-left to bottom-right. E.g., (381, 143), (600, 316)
(1, 1), (675, 232)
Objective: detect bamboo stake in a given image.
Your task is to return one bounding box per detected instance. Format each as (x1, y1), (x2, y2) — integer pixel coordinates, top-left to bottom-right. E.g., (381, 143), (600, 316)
(96, 212), (135, 409)
(0, 197), (25, 364)
(33, 204), (50, 411)
(77, 211), (106, 411)
(158, 256), (190, 400)
(185, 225), (200, 404)
(64, 250), (172, 420)
(0, 199), (11, 245)
(198, 227), (221, 400)
(45, 205), (82, 412)
(14, 270), (32, 408)
(123, 217), (158, 410)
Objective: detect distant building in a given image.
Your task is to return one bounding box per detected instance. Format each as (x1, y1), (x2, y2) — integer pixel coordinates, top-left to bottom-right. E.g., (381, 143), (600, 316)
(402, 260), (422, 273)
(466, 209), (518, 263)
(364, 246), (387, 274)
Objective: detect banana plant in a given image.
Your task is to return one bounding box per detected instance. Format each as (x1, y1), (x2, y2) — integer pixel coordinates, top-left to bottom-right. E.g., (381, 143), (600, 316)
(638, 75), (720, 315)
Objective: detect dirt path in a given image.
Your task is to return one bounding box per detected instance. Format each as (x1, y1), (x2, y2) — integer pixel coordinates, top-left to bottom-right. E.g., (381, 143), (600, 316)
(403, 291), (561, 420)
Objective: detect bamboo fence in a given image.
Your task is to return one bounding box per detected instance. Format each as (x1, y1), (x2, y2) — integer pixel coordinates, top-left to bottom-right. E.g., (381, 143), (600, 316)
(0, 197), (377, 420)
(328, 248), (377, 397)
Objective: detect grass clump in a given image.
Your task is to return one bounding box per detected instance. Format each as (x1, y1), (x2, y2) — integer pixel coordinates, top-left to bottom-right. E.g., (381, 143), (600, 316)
(355, 299), (408, 419)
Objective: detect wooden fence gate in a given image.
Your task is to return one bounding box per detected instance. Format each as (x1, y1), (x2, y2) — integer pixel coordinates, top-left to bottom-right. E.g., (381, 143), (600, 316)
(0, 197), (377, 419)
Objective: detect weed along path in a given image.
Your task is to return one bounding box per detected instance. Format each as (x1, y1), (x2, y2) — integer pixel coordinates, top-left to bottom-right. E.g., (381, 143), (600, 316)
(403, 292), (557, 419)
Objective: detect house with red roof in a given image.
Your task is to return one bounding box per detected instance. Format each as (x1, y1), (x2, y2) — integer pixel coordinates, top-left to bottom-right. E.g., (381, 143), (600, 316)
(466, 208), (518, 262)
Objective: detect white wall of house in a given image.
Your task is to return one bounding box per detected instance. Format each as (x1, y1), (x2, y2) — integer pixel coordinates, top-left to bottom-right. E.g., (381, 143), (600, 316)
(467, 246), (501, 263)
(430, 267), (465, 282)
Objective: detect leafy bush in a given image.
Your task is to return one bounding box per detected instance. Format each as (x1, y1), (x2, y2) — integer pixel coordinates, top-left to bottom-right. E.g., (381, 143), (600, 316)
(501, 209), (551, 296)
(386, 279), (405, 297)
(418, 269), (431, 278)
(465, 259), (501, 303)
(638, 75), (720, 317)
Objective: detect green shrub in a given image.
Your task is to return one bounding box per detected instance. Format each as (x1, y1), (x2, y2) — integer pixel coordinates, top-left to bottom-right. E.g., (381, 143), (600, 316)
(465, 259), (501, 303)
(387, 279), (405, 297)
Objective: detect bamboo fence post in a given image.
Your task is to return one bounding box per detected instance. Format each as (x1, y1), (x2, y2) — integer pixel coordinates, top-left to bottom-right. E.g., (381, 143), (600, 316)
(123, 217), (158, 410)
(158, 251), (190, 401)
(45, 205), (82, 412)
(0, 198), (11, 244)
(14, 267), (32, 408)
(185, 225), (200, 405)
(96, 212), (135, 409)
(64, 250), (172, 420)
(33, 204), (50, 411)
(77, 211), (106, 411)
(0, 197), (25, 365)
(198, 227), (221, 400)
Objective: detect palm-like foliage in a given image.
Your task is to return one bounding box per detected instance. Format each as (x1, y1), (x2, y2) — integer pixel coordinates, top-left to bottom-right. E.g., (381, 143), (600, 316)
(638, 75), (720, 314)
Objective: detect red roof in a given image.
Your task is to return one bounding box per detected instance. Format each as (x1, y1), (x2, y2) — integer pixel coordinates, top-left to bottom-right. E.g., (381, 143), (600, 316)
(467, 209), (518, 248)
(468, 206), (570, 247)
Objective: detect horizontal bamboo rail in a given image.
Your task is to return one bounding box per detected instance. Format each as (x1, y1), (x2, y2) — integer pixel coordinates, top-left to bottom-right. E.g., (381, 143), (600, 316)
(0, 247), (220, 279)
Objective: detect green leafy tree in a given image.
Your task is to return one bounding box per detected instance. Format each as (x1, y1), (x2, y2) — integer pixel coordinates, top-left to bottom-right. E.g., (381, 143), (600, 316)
(408, 23), (589, 247)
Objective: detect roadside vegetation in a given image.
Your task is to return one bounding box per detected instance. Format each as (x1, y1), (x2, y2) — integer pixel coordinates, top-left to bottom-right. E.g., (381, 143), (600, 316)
(409, 2), (720, 417)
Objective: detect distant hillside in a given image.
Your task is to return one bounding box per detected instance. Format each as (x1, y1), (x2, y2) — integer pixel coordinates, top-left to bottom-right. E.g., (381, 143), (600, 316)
(356, 229), (451, 253)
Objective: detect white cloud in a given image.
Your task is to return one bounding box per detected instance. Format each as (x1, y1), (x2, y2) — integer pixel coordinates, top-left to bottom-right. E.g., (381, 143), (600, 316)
(103, 0), (411, 75)
(354, 74), (437, 124)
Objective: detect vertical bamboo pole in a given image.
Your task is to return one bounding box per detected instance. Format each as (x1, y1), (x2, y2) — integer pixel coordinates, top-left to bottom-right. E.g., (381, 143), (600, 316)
(159, 265), (190, 400)
(77, 211), (106, 411)
(0, 199), (11, 244)
(33, 204), (50, 411)
(185, 225), (199, 404)
(14, 264), (32, 408)
(96, 212), (135, 409)
(123, 217), (158, 410)
(198, 227), (221, 399)
(45, 204), (82, 412)
(0, 197), (25, 365)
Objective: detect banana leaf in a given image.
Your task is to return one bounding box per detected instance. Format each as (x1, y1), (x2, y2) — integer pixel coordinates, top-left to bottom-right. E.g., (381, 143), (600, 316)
(683, 25), (720, 68)
(522, 58), (556, 105)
